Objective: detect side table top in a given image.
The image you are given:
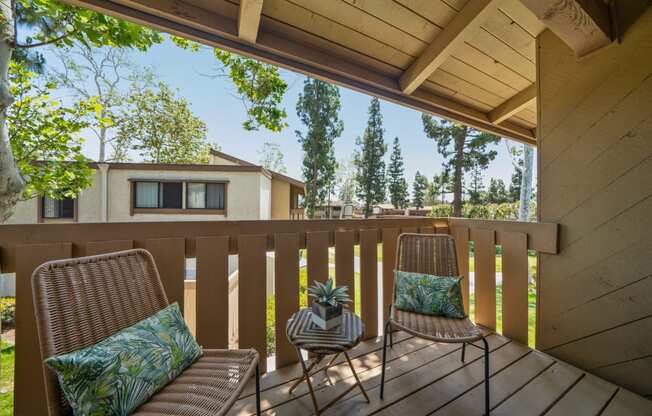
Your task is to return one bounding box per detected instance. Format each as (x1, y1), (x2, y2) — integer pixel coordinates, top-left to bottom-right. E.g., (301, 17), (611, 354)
(286, 308), (364, 353)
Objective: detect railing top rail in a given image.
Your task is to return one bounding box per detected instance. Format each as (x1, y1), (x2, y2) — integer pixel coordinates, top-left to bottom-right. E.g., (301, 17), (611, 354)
(0, 217), (445, 273)
(448, 218), (559, 254)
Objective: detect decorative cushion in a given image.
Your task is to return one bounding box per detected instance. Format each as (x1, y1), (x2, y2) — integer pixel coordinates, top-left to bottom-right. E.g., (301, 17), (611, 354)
(394, 271), (466, 319)
(45, 302), (202, 415)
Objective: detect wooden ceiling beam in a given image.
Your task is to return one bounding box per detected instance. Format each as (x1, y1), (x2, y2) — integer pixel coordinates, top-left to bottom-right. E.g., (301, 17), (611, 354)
(62, 0), (536, 145)
(399, 0), (500, 95)
(519, 0), (612, 57)
(489, 84), (536, 124)
(238, 0), (264, 43)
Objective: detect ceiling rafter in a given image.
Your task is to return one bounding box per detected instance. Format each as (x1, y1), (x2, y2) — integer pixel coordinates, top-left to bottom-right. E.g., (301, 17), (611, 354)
(238, 0), (264, 43)
(398, 0), (500, 95)
(489, 84), (536, 125)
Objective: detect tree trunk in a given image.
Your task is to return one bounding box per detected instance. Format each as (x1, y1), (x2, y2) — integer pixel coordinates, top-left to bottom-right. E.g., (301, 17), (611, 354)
(518, 144), (534, 221)
(0, 4), (25, 222)
(452, 127), (466, 217)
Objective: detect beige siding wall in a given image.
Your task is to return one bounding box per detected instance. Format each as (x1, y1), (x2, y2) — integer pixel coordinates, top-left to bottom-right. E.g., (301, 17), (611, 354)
(209, 154), (239, 165)
(4, 170), (102, 224)
(258, 174), (271, 220)
(107, 169), (263, 221)
(271, 178), (290, 219)
(537, 11), (652, 396)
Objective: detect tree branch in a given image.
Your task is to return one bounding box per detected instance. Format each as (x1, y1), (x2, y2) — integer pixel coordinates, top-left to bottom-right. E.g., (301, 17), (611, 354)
(15, 29), (77, 49)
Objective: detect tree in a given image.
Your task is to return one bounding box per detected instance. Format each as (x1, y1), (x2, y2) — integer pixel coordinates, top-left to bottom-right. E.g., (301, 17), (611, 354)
(113, 82), (210, 163)
(412, 171), (428, 208)
(519, 144), (534, 220)
(421, 115), (500, 216)
(467, 163), (486, 204)
(50, 44), (138, 162)
(487, 178), (509, 203)
(295, 78), (343, 218)
(336, 158), (356, 204)
(0, 0), (163, 219)
(8, 62), (95, 201)
(387, 137), (409, 208)
(258, 141), (287, 173)
(354, 97), (387, 217)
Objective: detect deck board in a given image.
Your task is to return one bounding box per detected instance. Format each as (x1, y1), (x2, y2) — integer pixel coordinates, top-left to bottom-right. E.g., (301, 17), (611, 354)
(231, 331), (652, 415)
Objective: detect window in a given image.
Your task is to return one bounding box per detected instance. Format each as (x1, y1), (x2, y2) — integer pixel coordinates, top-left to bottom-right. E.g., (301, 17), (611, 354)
(42, 196), (75, 219)
(134, 181), (183, 209)
(186, 182), (225, 210)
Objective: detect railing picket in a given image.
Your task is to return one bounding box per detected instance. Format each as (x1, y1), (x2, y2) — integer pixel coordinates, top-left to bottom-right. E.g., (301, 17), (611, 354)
(502, 231), (529, 345)
(382, 228), (399, 323)
(473, 229), (496, 330)
(335, 230), (355, 308)
(145, 238), (186, 311)
(307, 231), (330, 287)
(274, 233), (300, 368)
(419, 226), (435, 234)
(453, 227), (471, 315)
(196, 236), (229, 348)
(14, 242), (72, 416)
(360, 229), (379, 339)
(238, 234), (268, 372)
(86, 240), (133, 255)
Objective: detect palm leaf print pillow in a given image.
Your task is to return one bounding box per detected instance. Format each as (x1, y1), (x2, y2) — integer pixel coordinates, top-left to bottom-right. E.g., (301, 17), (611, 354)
(394, 271), (466, 319)
(45, 302), (201, 415)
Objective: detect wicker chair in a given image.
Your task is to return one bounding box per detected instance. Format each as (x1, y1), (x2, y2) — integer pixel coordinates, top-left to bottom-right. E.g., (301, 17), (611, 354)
(32, 249), (261, 416)
(379, 234), (491, 415)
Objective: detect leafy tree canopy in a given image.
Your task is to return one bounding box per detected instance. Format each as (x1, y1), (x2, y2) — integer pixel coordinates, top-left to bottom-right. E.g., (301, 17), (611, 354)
(387, 137), (409, 209)
(355, 97), (387, 217)
(8, 62), (95, 199)
(258, 141), (287, 173)
(113, 82), (211, 163)
(295, 78), (343, 217)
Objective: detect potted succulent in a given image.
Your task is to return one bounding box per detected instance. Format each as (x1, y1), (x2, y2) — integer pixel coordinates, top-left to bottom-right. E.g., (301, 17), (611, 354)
(308, 278), (351, 330)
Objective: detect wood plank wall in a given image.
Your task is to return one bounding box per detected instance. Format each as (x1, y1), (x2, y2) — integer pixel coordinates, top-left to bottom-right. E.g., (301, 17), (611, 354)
(537, 10), (652, 396)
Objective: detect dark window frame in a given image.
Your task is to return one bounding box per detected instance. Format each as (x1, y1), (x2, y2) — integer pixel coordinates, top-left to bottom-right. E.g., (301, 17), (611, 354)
(133, 180), (183, 210)
(185, 181), (227, 211)
(129, 179), (228, 216)
(38, 196), (77, 222)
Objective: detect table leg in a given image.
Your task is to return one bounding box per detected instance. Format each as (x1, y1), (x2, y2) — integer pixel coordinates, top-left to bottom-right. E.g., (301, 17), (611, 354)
(288, 352), (324, 394)
(295, 347), (322, 415)
(344, 351), (369, 403)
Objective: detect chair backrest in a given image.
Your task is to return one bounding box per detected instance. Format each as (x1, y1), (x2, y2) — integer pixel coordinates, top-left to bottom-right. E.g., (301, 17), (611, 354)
(394, 233), (460, 287)
(31, 249), (169, 416)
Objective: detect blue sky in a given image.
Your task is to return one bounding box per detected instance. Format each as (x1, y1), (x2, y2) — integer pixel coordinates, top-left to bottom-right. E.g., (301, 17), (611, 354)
(44, 37), (535, 190)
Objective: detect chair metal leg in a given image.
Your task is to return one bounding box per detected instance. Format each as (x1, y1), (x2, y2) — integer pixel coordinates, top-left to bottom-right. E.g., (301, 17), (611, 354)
(461, 342), (466, 363)
(482, 337), (490, 416)
(380, 321), (390, 399)
(255, 364), (261, 416)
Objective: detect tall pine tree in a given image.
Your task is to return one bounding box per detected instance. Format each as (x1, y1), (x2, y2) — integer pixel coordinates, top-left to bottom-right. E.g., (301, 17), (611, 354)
(296, 78), (343, 218)
(387, 137), (409, 208)
(467, 164), (486, 204)
(422, 116), (500, 216)
(412, 171), (428, 209)
(355, 97), (387, 217)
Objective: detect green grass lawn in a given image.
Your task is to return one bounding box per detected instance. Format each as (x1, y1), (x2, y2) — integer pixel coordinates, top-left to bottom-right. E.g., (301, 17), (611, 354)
(0, 339), (14, 416)
(469, 254), (537, 276)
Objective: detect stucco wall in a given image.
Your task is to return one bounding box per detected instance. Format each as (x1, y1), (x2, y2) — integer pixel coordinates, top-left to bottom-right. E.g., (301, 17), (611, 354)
(270, 178), (290, 219)
(209, 154), (240, 165)
(107, 168), (264, 221)
(537, 10), (652, 396)
(258, 174), (271, 220)
(4, 170), (102, 224)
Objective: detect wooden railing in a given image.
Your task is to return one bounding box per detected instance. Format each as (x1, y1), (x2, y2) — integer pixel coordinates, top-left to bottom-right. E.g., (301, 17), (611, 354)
(0, 217), (558, 416)
(290, 208), (305, 219)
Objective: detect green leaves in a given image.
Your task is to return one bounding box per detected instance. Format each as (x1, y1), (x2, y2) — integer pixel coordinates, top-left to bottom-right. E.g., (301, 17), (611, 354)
(307, 278), (352, 307)
(354, 97), (387, 216)
(8, 62), (93, 200)
(387, 137), (409, 209)
(114, 82), (211, 164)
(296, 78), (343, 218)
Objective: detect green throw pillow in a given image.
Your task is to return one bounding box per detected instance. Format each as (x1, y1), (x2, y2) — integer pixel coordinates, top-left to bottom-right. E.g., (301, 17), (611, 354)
(394, 271), (466, 319)
(45, 302), (202, 416)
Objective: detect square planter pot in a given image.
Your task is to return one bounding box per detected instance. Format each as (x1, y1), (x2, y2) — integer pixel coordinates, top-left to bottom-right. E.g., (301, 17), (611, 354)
(311, 301), (342, 330)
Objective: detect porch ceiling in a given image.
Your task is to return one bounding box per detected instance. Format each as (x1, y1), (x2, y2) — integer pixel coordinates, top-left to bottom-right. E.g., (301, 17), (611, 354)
(63, 0), (544, 145)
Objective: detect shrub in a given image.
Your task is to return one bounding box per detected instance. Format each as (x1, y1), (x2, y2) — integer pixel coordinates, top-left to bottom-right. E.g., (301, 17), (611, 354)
(430, 201), (537, 221)
(0, 297), (16, 328)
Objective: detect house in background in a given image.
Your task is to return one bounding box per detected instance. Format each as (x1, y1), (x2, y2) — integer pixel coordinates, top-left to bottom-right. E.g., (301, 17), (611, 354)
(4, 149), (305, 224)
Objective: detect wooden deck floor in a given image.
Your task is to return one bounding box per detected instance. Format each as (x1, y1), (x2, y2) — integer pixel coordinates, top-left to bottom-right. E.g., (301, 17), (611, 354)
(229, 331), (652, 415)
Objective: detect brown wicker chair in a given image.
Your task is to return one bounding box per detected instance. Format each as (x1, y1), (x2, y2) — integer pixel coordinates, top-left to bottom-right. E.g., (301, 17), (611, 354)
(31, 249), (261, 416)
(379, 234), (491, 415)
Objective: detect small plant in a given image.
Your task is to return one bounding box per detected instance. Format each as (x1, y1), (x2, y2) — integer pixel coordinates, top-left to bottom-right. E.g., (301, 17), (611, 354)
(308, 278), (351, 306)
